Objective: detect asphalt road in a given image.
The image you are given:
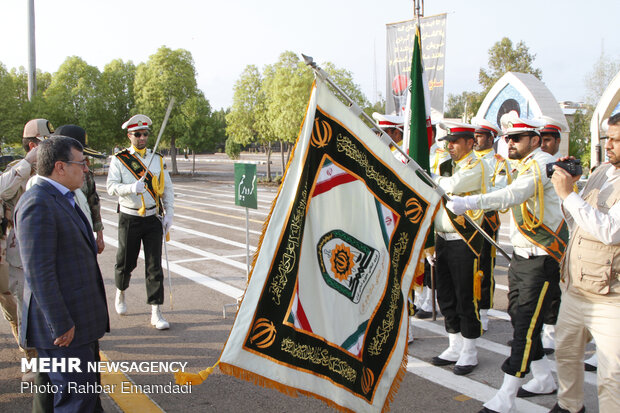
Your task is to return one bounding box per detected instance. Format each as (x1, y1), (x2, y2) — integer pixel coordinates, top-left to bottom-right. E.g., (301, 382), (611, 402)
(0, 153), (599, 412)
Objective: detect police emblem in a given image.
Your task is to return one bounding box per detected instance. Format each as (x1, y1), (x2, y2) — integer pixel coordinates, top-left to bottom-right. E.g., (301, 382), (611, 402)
(316, 230), (379, 303)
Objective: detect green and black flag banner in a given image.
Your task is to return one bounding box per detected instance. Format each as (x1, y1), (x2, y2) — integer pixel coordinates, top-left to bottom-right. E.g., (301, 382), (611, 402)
(217, 79), (440, 412)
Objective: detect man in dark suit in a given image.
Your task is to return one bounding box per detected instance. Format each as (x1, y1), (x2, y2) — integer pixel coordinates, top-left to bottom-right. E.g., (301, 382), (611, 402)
(15, 136), (109, 412)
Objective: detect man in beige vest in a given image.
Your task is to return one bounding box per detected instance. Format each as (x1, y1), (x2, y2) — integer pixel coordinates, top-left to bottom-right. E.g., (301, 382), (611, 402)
(549, 113), (620, 413)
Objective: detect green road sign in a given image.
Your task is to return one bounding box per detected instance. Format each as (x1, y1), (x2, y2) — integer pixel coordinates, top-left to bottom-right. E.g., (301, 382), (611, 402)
(234, 163), (257, 209)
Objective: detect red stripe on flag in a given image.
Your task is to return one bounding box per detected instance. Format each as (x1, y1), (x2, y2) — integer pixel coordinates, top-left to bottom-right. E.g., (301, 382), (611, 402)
(312, 173), (357, 197)
(295, 296), (313, 333)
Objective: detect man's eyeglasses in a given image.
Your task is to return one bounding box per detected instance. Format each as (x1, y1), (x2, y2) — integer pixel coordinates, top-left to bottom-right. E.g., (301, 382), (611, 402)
(131, 131), (149, 138)
(64, 159), (88, 168)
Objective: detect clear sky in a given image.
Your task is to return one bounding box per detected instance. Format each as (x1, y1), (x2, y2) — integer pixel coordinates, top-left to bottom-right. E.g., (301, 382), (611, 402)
(2, 0), (619, 110)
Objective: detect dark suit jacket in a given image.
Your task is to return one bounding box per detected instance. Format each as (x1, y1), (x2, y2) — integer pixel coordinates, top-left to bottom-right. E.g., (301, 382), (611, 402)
(15, 179), (109, 349)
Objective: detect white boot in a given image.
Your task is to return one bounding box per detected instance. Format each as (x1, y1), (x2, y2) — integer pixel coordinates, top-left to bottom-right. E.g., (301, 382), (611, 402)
(454, 337), (478, 375)
(518, 357), (557, 397)
(431, 333), (462, 365)
(542, 324), (555, 352)
(115, 289), (127, 315)
(483, 373), (523, 413)
(408, 317), (414, 344)
(480, 309), (489, 331)
(151, 305), (170, 330)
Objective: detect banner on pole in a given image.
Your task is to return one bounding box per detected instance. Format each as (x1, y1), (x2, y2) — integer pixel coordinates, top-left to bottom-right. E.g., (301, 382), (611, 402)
(234, 163), (257, 209)
(218, 79), (440, 412)
(386, 13), (446, 117)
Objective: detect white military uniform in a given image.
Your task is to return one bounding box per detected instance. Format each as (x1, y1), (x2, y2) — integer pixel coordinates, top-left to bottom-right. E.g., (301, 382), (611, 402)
(107, 147), (174, 217)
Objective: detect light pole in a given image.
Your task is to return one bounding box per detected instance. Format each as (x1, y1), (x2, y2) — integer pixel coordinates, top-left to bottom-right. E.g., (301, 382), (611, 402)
(27, 0), (36, 101)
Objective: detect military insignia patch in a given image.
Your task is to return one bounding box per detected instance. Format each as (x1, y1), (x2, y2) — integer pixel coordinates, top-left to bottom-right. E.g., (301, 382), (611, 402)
(317, 230), (379, 303)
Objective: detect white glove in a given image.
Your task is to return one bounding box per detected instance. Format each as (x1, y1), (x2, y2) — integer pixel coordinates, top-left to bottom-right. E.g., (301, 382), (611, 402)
(162, 215), (173, 234)
(426, 254), (436, 266)
(130, 180), (145, 194)
(446, 195), (479, 216)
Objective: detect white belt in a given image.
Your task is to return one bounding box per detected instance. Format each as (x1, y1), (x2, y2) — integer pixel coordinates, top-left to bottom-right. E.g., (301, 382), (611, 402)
(513, 246), (548, 259)
(436, 231), (463, 241)
(119, 205), (157, 217)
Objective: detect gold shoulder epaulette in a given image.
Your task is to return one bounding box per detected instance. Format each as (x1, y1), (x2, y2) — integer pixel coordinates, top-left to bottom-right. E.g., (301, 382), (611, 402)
(113, 148), (130, 157)
(461, 158), (481, 170)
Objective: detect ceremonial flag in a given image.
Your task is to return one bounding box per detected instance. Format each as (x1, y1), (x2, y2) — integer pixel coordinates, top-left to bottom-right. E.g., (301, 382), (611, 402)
(403, 23), (433, 171)
(402, 23), (435, 289)
(211, 79), (440, 412)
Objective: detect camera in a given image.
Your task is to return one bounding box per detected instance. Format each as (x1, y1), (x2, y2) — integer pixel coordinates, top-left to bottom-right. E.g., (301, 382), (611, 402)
(546, 158), (583, 178)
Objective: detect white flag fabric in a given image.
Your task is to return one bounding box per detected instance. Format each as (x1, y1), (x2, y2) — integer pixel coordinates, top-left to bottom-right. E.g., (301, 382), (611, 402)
(219, 79), (441, 412)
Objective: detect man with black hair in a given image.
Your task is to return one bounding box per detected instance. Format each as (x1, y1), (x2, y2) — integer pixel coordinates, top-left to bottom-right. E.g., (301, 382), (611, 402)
(449, 111), (565, 413)
(15, 136), (109, 412)
(548, 113), (620, 413)
(429, 121), (486, 376)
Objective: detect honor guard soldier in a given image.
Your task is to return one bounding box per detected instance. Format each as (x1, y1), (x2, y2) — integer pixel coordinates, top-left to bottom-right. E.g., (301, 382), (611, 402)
(538, 116), (564, 160)
(107, 115), (174, 330)
(430, 120), (449, 174)
(449, 111), (566, 413)
(536, 116), (566, 354)
(372, 112), (404, 145)
(471, 118), (502, 331)
(430, 121), (487, 376)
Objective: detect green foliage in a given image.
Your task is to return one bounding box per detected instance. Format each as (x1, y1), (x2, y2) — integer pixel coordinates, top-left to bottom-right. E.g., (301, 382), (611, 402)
(262, 51), (314, 144)
(568, 107), (594, 170)
(226, 65), (264, 145)
(99, 59), (136, 149)
(479, 38), (542, 92)
(225, 137), (242, 159)
(444, 91), (484, 120)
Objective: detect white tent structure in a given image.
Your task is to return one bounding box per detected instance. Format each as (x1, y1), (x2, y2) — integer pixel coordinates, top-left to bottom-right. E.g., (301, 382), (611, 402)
(475, 72), (569, 157)
(590, 69), (620, 167)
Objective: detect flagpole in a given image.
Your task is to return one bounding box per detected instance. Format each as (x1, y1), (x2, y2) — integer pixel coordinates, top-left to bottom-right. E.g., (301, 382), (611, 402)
(302, 55), (510, 261)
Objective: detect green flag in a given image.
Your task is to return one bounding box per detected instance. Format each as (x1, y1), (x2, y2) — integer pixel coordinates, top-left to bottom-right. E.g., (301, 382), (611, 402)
(404, 23), (433, 173)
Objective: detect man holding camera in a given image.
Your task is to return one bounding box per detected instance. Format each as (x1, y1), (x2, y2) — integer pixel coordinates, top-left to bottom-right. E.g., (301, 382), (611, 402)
(448, 111), (567, 413)
(548, 113), (620, 413)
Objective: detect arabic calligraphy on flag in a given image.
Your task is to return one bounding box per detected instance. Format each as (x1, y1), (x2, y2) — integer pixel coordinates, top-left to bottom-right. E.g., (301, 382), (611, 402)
(218, 79), (440, 412)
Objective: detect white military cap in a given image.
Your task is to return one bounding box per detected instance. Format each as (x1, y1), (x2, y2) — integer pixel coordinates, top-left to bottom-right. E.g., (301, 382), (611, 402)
(471, 117), (500, 137)
(437, 121), (476, 141)
(537, 116), (564, 135)
(372, 112), (404, 129)
(23, 119), (54, 139)
(500, 111), (543, 136)
(122, 114), (152, 132)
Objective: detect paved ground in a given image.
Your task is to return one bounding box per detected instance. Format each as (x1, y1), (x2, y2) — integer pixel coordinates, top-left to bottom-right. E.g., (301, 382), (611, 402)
(0, 153), (598, 412)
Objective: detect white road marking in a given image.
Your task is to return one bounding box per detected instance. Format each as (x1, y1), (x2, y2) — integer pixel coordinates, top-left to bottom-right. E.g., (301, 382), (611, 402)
(406, 356), (547, 413)
(412, 319), (597, 386)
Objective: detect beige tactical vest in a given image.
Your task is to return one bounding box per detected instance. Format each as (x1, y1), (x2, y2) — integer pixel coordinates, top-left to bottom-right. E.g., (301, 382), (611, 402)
(563, 163), (620, 301)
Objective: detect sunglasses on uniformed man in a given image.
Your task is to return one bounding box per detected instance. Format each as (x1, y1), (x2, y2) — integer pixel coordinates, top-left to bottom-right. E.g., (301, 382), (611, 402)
(131, 131), (149, 138)
(503, 134), (530, 143)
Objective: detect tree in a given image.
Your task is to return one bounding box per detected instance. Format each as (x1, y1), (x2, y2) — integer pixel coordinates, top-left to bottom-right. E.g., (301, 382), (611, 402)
(262, 51), (314, 178)
(568, 107), (593, 170)
(479, 38), (542, 92)
(134, 46), (198, 174)
(584, 49), (620, 106)
(445, 38), (542, 117)
(44, 56), (103, 140)
(226, 65), (264, 146)
(444, 91), (484, 120)
(99, 59), (136, 151)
